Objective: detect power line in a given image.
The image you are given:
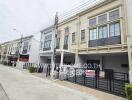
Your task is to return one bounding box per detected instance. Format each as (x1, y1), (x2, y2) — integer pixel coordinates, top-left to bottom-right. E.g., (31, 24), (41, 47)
(32, 0), (106, 35)
(60, 0), (104, 20)
(60, 0), (95, 16)
(59, 0), (105, 21)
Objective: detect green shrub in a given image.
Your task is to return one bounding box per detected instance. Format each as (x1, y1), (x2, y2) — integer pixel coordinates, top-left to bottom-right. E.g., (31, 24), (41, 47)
(125, 83), (132, 100)
(28, 67), (35, 73)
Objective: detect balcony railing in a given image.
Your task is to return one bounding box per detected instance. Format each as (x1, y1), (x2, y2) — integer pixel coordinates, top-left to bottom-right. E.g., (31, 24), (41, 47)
(63, 45), (68, 50)
(89, 35), (121, 47)
(43, 47), (51, 51)
(56, 45), (60, 49)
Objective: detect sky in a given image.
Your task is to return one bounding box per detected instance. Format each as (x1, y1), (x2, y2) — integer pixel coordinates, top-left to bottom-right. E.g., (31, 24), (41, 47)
(0, 0), (99, 43)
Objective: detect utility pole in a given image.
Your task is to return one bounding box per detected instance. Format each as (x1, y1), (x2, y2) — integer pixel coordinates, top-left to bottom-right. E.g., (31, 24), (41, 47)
(51, 12), (58, 79)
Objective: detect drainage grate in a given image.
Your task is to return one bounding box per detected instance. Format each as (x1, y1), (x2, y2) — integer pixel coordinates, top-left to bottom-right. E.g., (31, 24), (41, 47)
(0, 83), (9, 100)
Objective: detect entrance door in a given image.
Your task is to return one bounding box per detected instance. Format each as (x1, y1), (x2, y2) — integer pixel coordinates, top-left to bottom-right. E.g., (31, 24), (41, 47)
(46, 58), (51, 77)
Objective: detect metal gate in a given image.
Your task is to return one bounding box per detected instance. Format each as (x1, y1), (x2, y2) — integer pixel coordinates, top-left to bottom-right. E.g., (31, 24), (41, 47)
(66, 67), (129, 97)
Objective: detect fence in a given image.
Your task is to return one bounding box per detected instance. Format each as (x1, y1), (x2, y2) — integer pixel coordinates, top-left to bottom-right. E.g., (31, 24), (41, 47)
(23, 63), (60, 77)
(22, 63), (129, 97)
(65, 67), (129, 97)
(23, 63), (50, 73)
(0, 83), (9, 100)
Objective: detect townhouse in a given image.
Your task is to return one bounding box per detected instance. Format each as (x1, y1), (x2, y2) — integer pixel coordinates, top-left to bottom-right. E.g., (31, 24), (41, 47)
(0, 35), (39, 66)
(40, 0), (132, 83)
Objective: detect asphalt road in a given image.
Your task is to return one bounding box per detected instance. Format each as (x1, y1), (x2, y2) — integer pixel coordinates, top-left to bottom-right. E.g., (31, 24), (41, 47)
(0, 64), (98, 100)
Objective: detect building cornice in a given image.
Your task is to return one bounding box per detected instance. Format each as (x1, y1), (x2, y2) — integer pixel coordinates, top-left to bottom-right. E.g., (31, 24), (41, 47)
(58, 0), (117, 27)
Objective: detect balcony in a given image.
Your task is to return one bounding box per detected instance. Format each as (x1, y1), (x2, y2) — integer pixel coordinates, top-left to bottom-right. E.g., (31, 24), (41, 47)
(63, 45), (68, 50)
(56, 45), (59, 49)
(43, 47), (51, 51)
(89, 35), (121, 47)
(22, 50), (28, 54)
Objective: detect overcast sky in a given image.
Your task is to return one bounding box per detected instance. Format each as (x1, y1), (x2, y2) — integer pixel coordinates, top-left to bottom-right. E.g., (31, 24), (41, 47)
(0, 0), (99, 43)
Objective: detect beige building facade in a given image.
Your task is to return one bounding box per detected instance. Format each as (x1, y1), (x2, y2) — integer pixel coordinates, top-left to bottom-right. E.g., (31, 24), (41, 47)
(40, 0), (132, 83)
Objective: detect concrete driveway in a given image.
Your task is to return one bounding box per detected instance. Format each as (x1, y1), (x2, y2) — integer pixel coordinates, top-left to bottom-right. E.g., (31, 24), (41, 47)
(0, 64), (98, 100)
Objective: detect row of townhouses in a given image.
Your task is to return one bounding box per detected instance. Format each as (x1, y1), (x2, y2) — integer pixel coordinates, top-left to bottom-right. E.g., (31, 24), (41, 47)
(0, 35), (39, 66)
(39, 0), (132, 83)
(0, 0), (132, 97)
(0, 0), (132, 84)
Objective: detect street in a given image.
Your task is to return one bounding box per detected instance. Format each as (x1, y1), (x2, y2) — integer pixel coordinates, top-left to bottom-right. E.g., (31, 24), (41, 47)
(0, 64), (98, 100)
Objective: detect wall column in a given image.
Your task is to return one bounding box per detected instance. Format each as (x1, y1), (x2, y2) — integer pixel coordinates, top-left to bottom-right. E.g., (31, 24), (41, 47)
(60, 51), (64, 66)
(125, 0), (132, 83)
(75, 16), (81, 66)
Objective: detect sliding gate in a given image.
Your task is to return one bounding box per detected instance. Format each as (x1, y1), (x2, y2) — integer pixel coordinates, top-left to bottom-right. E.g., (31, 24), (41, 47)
(66, 67), (129, 97)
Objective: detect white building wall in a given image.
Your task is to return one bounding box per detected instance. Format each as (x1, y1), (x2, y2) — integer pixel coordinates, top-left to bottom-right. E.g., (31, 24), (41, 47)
(29, 38), (39, 63)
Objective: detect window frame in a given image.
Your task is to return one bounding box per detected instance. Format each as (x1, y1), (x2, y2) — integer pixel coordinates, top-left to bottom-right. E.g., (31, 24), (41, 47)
(64, 35), (68, 45)
(65, 27), (69, 34)
(44, 34), (52, 49)
(89, 28), (97, 40)
(98, 25), (108, 39)
(109, 9), (120, 21)
(109, 21), (121, 37)
(98, 13), (107, 24)
(89, 17), (97, 26)
(72, 32), (76, 43)
(81, 29), (85, 42)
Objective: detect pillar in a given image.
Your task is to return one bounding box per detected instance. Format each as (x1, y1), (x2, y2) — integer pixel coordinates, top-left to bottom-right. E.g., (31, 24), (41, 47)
(60, 51), (64, 66)
(125, 0), (132, 83)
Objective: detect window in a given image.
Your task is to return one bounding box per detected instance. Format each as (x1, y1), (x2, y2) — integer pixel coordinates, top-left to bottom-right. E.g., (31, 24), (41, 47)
(72, 32), (75, 43)
(65, 27), (69, 33)
(56, 38), (60, 49)
(40, 41), (43, 49)
(64, 35), (68, 45)
(81, 30), (85, 42)
(109, 22), (120, 37)
(89, 18), (96, 26)
(109, 9), (119, 21)
(98, 14), (107, 24)
(23, 42), (29, 54)
(89, 28), (97, 40)
(98, 25), (108, 39)
(44, 34), (52, 49)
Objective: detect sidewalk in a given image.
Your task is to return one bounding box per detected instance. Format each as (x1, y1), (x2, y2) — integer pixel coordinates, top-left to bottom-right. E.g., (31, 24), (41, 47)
(10, 65), (127, 100)
(55, 80), (127, 100)
(0, 64), (98, 100)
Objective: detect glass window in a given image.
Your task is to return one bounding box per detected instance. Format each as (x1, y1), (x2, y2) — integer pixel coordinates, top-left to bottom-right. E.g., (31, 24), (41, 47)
(65, 27), (69, 33)
(110, 22), (120, 37)
(89, 18), (96, 26)
(56, 38), (60, 48)
(64, 35), (68, 45)
(81, 30), (85, 42)
(22, 42), (29, 54)
(98, 25), (108, 39)
(98, 14), (107, 24)
(109, 9), (119, 21)
(44, 34), (52, 49)
(89, 28), (97, 40)
(72, 32), (75, 43)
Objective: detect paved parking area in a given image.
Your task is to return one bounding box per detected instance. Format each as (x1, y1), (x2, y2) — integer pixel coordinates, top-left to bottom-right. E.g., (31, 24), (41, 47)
(0, 64), (98, 100)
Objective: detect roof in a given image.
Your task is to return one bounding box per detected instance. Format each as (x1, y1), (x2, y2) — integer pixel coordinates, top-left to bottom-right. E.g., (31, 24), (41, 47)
(40, 25), (55, 33)
(0, 35), (34, 45)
